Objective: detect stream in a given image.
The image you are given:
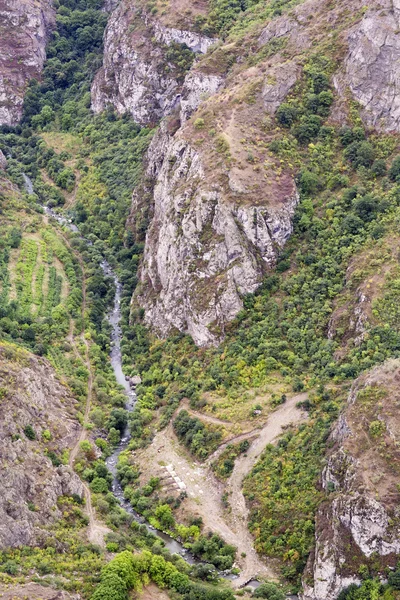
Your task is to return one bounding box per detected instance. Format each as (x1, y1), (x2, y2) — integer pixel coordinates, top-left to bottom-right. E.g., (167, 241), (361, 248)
(23, 174), (197, 563)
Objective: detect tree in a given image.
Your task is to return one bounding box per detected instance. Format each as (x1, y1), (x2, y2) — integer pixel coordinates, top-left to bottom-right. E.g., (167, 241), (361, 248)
(90, 477), (109, 493)
(253, 582), (285, 600)
(389, 156), (400, 181)
(91, 571), (128, 600)
(155, 504), (175, 529)
(276, 103), (298, 128)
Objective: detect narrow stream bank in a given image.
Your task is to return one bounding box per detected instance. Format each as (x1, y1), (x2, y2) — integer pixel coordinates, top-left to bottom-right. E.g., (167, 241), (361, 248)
(22, 174), (261, 584)
(23, 176), (198, 562)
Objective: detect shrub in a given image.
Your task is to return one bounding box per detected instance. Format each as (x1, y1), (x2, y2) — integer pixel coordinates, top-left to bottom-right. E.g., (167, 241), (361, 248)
(389, 156), (400, 181)
(23, 425), (36, 440)
(344, 141), (375, 168)
(276, 103), (298, 128)
(388, 568), (400, 590)
(352, 194), (380, 222)
(90, 477), (110, 493)
(253, 582), (285, 600)
(2, 561), (18, 575)
(194, 118), (205, 130)
(371, 159), (387, 177)
(42, 429), (52, 441)
(369, 420), (386, 437)
(299, 170), (320, 195)
(292, 115), (322, 144)
(339, 126), (365, 147)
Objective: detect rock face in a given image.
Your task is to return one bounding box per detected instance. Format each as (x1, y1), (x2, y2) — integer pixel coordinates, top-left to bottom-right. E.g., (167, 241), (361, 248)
(132, 109), (298, 345)
(0, 0), (55, 125)
(302, 361), (400, 600)
(335, 0), (400, 132)
(0, 149), (7, 169)
(91, 0), (217, 124)
(127, 0), (374, 346)
(0, 343), (83, 549)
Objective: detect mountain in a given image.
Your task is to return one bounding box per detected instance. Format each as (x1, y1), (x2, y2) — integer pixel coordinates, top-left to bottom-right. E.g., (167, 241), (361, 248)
(2, 0), (400, 599)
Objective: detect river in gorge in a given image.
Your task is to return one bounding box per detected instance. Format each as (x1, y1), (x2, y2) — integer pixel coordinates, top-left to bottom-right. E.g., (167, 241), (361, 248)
(22, 174), (263, 585)
(22, 174), (197, 562)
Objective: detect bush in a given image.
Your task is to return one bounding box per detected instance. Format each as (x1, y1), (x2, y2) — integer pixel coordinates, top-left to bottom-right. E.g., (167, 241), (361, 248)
(299, 170), (320, 195)
(253, 582), (285, 600)
(339, 126), (365, 147)
(90, 477), (110, 493)
(389, 156), (400, 181)
(388, 568), (400, 590)
(276, 103), (298, 128)
(352, 194), (380, 222)
(344, 141), (375, 168)
(23, 424), (36, 440)
(2, 560), (18, 575)
(371, 159), (386, 177)
(292, 115), (322, 144)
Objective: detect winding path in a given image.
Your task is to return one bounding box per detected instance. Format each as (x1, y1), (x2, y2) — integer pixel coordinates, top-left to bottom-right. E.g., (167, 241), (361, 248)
(45, 217), (107, 545)
(225, 393), (307, 586)
(137, 393), (307, 586)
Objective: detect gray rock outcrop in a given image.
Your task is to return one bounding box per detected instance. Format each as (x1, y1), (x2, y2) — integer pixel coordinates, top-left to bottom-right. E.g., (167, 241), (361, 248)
(302, 362), (400, 600)
(0, 149), (7, 169)
(335, 1), (400, 132)
(91, 0), (217, 124)
(132, 123), (298, 347)
(180, 71), (224, 123)
(0, 0), (55, 125)
(0, 345), (83, 549)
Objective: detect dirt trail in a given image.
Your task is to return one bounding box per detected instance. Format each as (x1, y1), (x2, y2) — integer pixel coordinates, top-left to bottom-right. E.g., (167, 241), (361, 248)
(83, 482), (110, 547)
(46, 219), (109, 546)
(137, 394), (307, 586)
(180, 399), (232, 426)
(67, 237), (92, 466)
(61, 234), (108, 544)
(225, 393), (307, 586)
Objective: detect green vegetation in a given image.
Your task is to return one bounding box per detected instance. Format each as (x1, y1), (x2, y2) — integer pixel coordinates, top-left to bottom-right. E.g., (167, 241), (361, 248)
(114, 456), (237, 570)
(244, 387), (340, 583)
(2, 0), (400, 597)
(212, 440), (250, 479)
(173, 410), (223, 459)
(119, 52), (400, 589)
(338, 574), (400, 600)
(90, 550), (235, 600)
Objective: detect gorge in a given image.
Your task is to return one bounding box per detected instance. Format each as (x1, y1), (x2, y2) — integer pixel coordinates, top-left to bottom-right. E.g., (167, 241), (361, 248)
(1, 1), (400, 600)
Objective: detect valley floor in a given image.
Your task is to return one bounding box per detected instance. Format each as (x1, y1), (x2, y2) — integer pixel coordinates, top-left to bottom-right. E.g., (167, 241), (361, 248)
(134, 394), (307, 586)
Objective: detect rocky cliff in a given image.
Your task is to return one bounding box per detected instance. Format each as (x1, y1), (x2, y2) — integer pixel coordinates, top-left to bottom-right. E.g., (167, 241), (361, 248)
(302, 361), (400, 600)
(132, 117), (298, 346)
(106, 0), (308, 345)
(0, 342), (83, 549)
(0, 0), (55, 125)
(335, 0), (400, 133)
(91, 0), (217, 124)
(119, 0), (400, 346)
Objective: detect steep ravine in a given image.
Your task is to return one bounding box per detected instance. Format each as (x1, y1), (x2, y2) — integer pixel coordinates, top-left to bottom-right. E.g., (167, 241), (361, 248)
(39, 202), (208, 567)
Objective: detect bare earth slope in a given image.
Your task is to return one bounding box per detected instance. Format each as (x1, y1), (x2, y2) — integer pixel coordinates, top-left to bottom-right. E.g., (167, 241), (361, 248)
(136, 394), (306, 585)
